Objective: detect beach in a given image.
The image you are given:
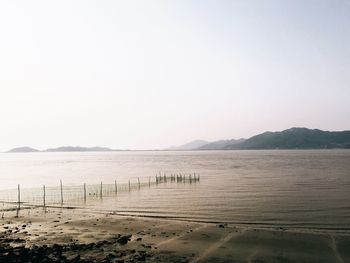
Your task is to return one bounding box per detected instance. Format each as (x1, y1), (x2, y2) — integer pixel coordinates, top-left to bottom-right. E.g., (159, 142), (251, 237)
(1, 207), (349, 263)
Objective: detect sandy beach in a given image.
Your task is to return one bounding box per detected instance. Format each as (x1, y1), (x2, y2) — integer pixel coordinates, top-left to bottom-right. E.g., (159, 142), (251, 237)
(0, 207), (348, 263)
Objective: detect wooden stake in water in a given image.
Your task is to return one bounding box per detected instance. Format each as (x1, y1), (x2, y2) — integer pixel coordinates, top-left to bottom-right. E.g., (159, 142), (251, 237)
(128, 179), (131, 192)
(149, 176), (151, 187)
(60, 179), (63, 205)
(17, 184), (20, 210)
(115, 180), (118, 195)
(100, 182), (103, 199)
(138, 177), (140, 189)
(43, 184), (46, 210)
(83, 183), (86, 202)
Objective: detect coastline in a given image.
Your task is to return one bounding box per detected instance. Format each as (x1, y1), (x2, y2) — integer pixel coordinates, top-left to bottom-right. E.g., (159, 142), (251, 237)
(1, 207), (349, 262)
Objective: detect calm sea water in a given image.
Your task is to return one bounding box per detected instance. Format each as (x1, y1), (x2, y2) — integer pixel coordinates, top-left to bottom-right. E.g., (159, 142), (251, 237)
(0, 150), (349, 232)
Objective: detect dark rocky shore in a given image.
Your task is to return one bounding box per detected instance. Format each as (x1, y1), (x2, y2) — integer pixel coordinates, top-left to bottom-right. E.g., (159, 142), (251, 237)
(0, 231), (154, 263)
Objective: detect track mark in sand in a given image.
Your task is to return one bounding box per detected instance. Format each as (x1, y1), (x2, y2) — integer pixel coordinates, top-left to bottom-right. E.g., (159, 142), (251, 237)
(190, 230), (243, 263)
(156, 225), (208, 247)
(329, 235), (344, 263)
(247, 249), (259, 263)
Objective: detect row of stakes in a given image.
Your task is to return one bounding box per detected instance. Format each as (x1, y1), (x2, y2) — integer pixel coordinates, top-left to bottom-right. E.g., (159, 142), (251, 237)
(14, 173), (200, 210)
(156, 172), (200, 184)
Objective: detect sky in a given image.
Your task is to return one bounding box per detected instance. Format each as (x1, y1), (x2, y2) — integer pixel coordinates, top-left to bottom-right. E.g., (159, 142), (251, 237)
(0, 0), (349, 150)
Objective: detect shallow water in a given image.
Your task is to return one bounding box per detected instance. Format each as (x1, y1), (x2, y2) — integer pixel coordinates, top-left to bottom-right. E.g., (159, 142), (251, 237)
(0, 150), (349, 232)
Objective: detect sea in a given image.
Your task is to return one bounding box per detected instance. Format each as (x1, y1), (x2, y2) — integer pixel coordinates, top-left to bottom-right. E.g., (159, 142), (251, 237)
(0, 150), (349, 233)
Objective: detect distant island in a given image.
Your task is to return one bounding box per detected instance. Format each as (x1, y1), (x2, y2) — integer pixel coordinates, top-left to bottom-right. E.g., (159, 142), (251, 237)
(6, 146), (125, 153)
(6, 128), (350, 153)
(8, 147), (40, 153)
(170, 128), (350, 150)
(44, 146), (114, 152)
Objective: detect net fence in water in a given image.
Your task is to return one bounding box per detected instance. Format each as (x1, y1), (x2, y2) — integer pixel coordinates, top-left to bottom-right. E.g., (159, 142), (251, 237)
(0, 173), (200, 212)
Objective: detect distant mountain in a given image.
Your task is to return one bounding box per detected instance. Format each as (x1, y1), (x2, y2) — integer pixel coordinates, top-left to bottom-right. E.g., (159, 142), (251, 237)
(167, 140), (210, 150)
(197, 139), (245, 150)
(6, 128), (350, 153)
(225, 128), (350, 150)
(5, 146), (125, 153)
(44, 146), (114, 152)
(7, 147), (40, 153)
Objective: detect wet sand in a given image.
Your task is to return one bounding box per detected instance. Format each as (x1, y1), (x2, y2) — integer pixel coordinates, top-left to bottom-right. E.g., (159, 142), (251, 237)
(0, 207), (349, 263)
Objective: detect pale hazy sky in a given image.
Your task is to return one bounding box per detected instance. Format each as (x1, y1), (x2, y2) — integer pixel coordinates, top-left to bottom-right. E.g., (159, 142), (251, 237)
(0, 0), (349, 150)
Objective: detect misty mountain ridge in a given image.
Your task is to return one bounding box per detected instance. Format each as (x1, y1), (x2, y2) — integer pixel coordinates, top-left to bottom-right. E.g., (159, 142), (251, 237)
(225, 127), (350, 150)
(5, 128), (350, 152)
(171, 127), (350, 150)
(44, 146), (114, 152)
(167, 140), (209, 150)
(8, 147), (40, 153)
(197, 139), (246, 150)
(6, 146), (117, 153)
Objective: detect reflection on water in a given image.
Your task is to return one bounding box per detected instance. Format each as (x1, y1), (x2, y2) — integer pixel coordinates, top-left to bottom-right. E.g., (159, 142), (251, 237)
(0, 150), (350, 232)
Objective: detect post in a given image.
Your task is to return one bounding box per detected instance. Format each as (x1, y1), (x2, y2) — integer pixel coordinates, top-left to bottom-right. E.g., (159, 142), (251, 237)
(128, 179), (131, 192)
(149, 176), (151, 187)
(43, 184), (46, 209)
(83, 183), (86, 202)
(115, 180), (118, 194)
(17, 184), (20, 210)
(60, 179), (63, 205)
(138, 177), (140, 189)
(100, 182), (103, 199)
